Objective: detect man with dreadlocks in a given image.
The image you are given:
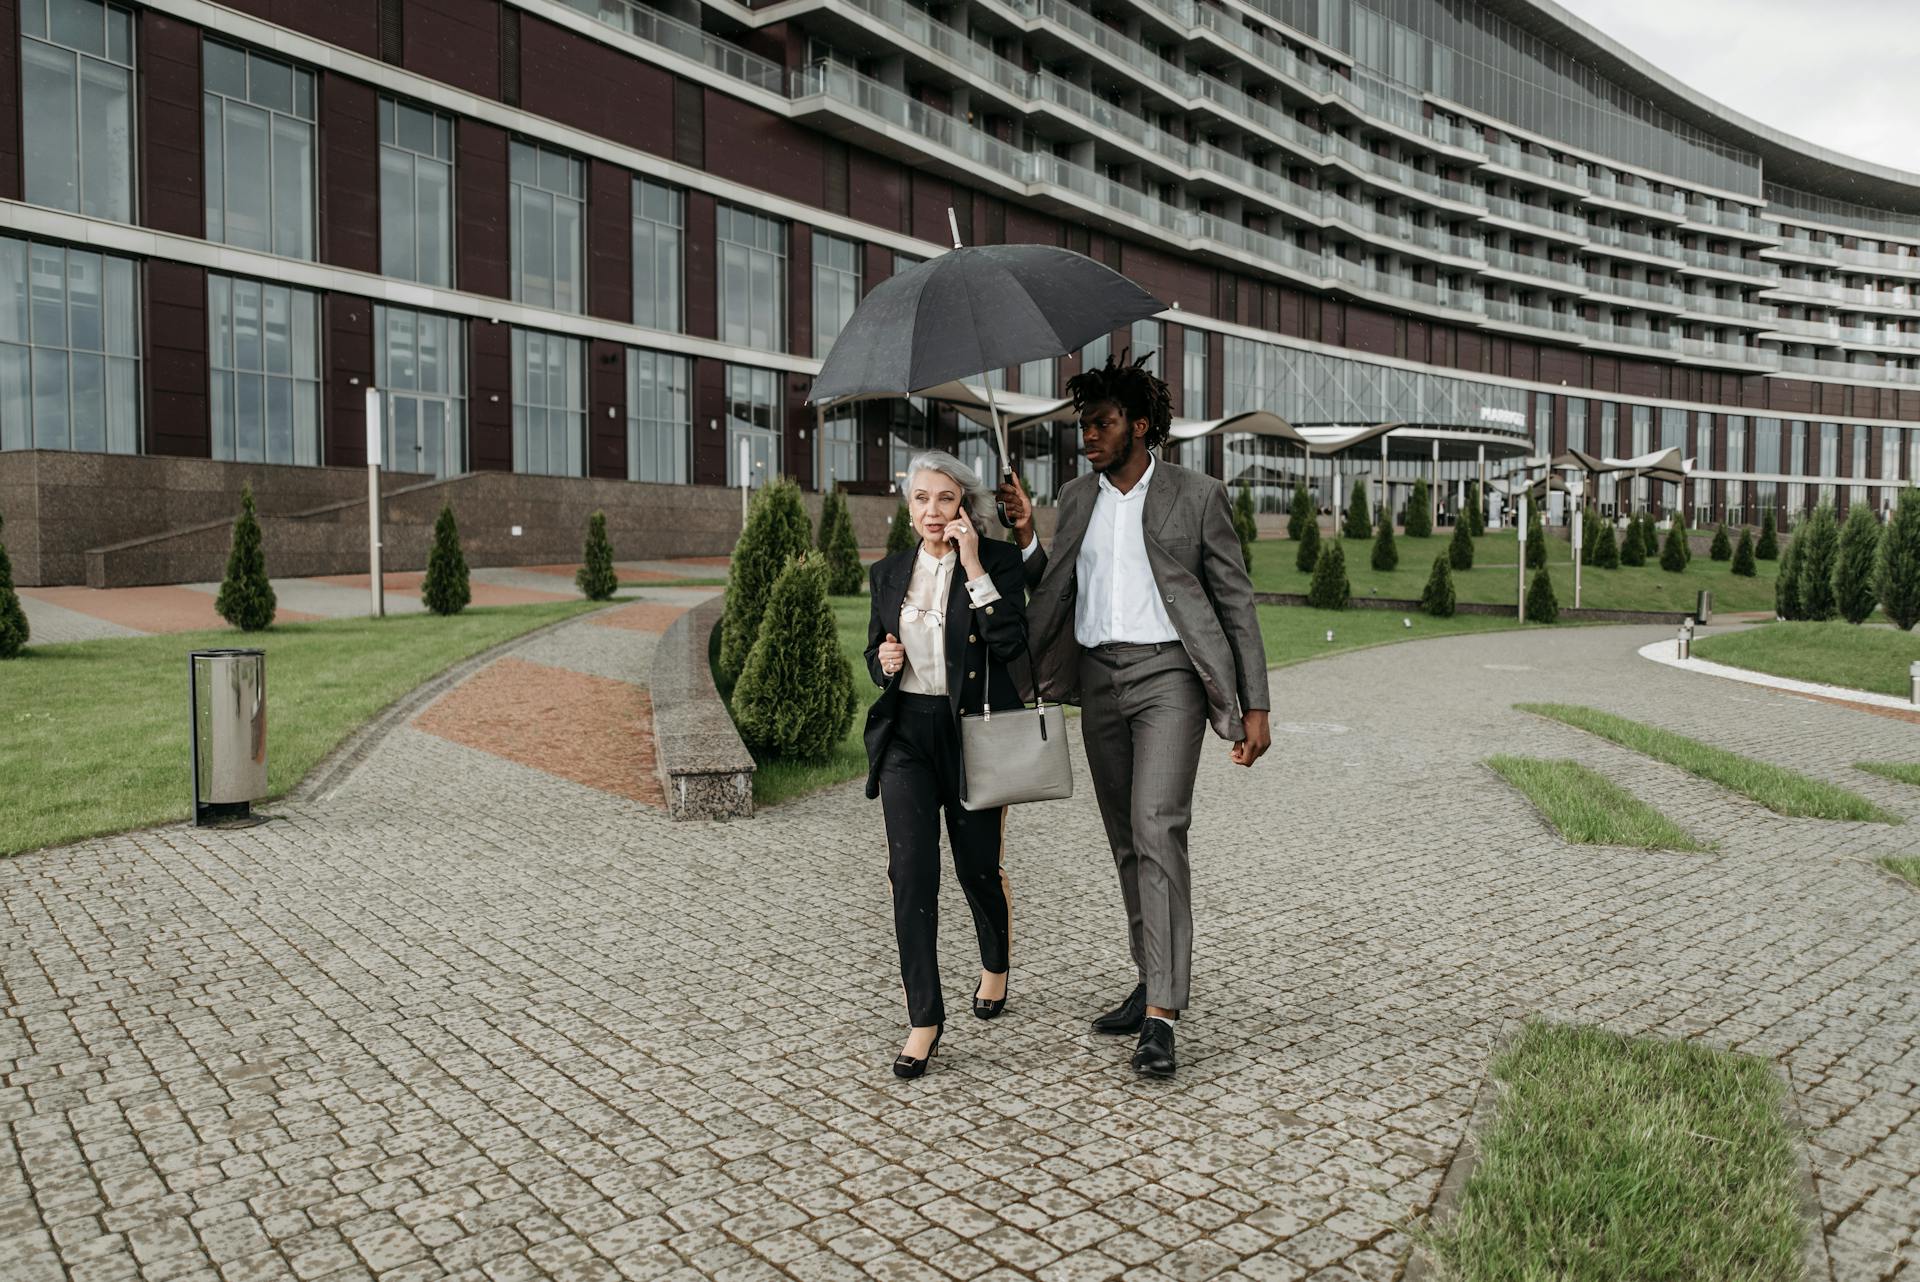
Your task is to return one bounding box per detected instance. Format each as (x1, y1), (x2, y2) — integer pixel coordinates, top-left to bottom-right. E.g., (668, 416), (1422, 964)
(995, 351), (1270, 1079)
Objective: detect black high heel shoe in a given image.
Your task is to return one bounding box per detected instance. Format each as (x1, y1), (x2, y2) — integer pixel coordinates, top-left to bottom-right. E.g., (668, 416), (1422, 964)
(892, 1024), (944, 1079)
(973, 974), (1009, 1020)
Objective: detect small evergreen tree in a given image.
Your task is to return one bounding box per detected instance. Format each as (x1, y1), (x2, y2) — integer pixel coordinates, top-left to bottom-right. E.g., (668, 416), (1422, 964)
(1525, 501), (1546, 570)
(1710, 523), (1732, 561)
(1306, 540), (1350, 610)
(1231, 484), (1258, 570)
(1404, 476), (1433, 538)
(886, 501), (916, 556)
(1775, 535), (1804, 620)
(576, 511), (619, 601)
(1730, 527), (1756, 578)
(1619, 514), (1646, 567)
(1594, 519), (1620, 570)
(1834, 503), (1882, 625)
(1579, 505), (1597, 566)
(1524, 566), (1559, 624)
(720, 478), (814, 689)
(1672, 508), (1692, 565)
(1659, 521), (1688, 573)
(730, 557), (856, 762)
(1465, 479), (1486, 536)
(1342, 478), (1372, 539)
(1755, 509), (1779, 560)
(215, 486), (276, 632)
(1878, 488), (1920, 631)
(1448, 518), (1474, 571)
(1419, 553), (1456, 618)
(1371, 501), (1398, 572)
(818, 487), (865, 596)
(1795, 503), (1840, 622)
(1294, 517), (1321, 574)
(0, 510), (28, 659)
(421, 503), (471, 616)
(1287, 483), (1314, 543)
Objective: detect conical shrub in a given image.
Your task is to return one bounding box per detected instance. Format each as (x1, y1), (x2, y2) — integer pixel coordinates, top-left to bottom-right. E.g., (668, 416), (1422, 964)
(1659, 521), (1687, 572)
(421, 503), (471, 616)
(1673, 508), (1692, 565)
(1525, 501), (1546, 569)
(1594, 519), (1620, 569)
(1287, 483), (1313, 542)
(731, 556), (855, 762)
(0, 510), (28, 659)
(1709, 523), (1731, 561)
(720, 478), (813, 689)
(1232, 484), (1258, 570)
(1579, 505), (1597, 566)
(1294, 517), (1321, 574)
(818, 487), (865, 596)
(1834, 503), (1881, 624)
(1306, 540), (1349, 610)
(1878, 487), (1920, 630)
(1404, 476), (1433, 538)
(886, 500), (916, 555)
(1619, 515), (1646, 567)
(1755, 509), (1778, 560)
(1370, 501), (1398, 572)
(1465, 479), (1485, 536)
(1731, 528), (1756, 578)
(215, 486), (276, 631)
(1447, 519), (1474, 571)
(1419, 553), (1456, 618)
(576, 511), (619, 601)
(1342, 478), (1372, 539)
(1775, 535), (1804, 620)
(1795, 504), (1840, 621)
(1524, 566), (1559, 624)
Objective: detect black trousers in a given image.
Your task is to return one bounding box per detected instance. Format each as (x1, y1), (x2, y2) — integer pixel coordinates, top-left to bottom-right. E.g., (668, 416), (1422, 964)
(878, 693), (1011, 1027)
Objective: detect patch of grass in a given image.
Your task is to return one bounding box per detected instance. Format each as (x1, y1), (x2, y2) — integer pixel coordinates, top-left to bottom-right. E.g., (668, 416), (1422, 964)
(620, 576), (729, 589)
(1517, 703), (1899, 824)
(1856, 761), (1920, 788)
(1422, 1020), (1805, 1282)
(1881, 858), (1920, 888)
(1486, 756), (1708, 850)
(0, 602), (602, 857)
(1692, 621), (1920, 698)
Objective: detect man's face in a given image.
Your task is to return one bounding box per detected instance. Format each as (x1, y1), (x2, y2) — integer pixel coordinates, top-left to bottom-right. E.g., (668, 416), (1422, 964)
(1080, 400), (1147, 474)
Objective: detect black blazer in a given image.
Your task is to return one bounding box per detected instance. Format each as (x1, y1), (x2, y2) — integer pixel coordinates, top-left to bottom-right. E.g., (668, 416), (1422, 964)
(862, 535), (1030, 800)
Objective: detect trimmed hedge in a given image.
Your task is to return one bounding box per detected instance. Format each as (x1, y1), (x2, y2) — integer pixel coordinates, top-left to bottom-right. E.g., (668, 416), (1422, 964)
(1232, 483), (1258, 569)
(1524, 566), (1559, 624)
(818, 487), (865, 596)
(1342, 477), (1372, 539)
(1294, 517), (1321, 574)
(1420, 553), (1456, 618)
(1448, 519), (1474, 571)
(0, 509), (27, 659)
(215, 486), (277, 632)
(1834, 503), (1881, 624)
(1731, 527), (1756, 578)
(576, 511), (619, 601)
(1881, 487), (1920, 630)
(886, 500), (916, 555)
(421, 503), (471, 616)
(720, 478), (813, 690)
(1404, 476), (1433, 538)
(731, 557), (856, 762)
(1306, 540), (1350, 610)
(1371, 500), (1398, 571)
(1794, 504), (1840, 621)
(1755, 509), (1779, 560)
(1288, 483), (1313, 543)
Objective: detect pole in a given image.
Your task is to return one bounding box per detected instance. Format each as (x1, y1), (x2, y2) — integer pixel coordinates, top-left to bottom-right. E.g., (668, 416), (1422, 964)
(1516, 493), (1528, 621)
(363, 387), (385, 619)
(738, 437), (750, 526)
(1572, 500), (1583, 609)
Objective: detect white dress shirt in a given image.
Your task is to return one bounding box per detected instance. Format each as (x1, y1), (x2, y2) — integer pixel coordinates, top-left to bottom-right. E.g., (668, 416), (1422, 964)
(1024, 458), (1178, 647)
(898, 546), (1002, 696)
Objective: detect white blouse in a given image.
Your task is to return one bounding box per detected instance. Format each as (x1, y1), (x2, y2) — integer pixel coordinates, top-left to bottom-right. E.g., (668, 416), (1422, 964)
(899, 546), (1002, 696)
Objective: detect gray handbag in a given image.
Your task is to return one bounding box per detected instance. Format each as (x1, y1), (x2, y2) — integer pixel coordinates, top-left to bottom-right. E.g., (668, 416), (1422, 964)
(959, 625), (1073, 810)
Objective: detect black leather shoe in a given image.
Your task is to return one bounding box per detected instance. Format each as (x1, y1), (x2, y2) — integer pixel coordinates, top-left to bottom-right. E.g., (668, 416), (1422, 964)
(892, 1024), (943, 1079)
(1091, 983), (1147, 1035)
(973, 974), (1008, 1020)
(1131, 1020), (1176, 1078)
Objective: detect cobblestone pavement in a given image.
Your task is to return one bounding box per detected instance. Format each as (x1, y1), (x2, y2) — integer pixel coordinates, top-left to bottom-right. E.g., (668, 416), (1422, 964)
(3, 622), (1918, 1282)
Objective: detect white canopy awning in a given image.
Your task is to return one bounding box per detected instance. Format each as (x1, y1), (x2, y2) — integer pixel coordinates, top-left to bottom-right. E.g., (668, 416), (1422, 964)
(1168, 410), (1309, 446)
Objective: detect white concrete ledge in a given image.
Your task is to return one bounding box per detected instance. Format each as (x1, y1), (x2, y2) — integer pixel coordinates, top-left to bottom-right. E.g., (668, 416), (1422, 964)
(1636, 639), (1916, 711)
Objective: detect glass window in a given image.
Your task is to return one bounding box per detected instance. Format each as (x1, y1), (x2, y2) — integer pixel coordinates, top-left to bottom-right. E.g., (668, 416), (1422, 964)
(725, 364), (782, 487)
(510, 140), (584, 313)
(1020, 356), (1056, 398)
(717, 205), (787, 350)
(23, 0), (135, 223)
(626, 348), (688, 483)
(1852, 424), (1869, 506)
(1081, 331), (1110, 371)
(374, 305), (464, 477)
(510, 328), (583, 476)
(811, 232), (860, 359)
(816, 404), (859, 488)
(379, 98), (454, 287)
(1130, 318), (1163, 370)
(1181, 328), (1207, 421)
(0, 235), (139, 453)
(887, 396), (930, 492)
(203, 42), (315, 259)
(208, 273), (318, 465)
(633, 178), (683, 332)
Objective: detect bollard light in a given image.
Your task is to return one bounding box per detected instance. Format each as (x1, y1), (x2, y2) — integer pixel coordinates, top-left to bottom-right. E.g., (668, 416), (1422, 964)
(1402, 617), (1412, 628)
(1677, 616), (1694, 660)
(1325, 629), (1334, 642)
(1911, 661), (1919, 706)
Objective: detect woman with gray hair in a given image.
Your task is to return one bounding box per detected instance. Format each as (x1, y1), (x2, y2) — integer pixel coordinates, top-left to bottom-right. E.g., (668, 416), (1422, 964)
(863, 450), (1029, 1078)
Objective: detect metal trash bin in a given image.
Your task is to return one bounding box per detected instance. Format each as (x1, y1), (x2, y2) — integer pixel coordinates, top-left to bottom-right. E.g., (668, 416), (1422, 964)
(1695, 589), (1712, 626)
(190, 649), (268, 826)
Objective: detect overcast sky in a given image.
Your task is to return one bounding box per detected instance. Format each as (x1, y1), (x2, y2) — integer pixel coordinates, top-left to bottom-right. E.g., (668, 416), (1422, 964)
(1552, 0), (1920, 175)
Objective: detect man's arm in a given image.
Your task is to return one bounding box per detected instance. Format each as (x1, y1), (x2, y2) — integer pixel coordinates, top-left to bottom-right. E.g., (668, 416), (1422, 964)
(1198, 478), (1271, 720)
(995, 474), (1048, 588)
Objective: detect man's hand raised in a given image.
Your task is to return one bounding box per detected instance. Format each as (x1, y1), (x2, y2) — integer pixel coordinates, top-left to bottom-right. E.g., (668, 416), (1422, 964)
(994, 473), (1034, 548)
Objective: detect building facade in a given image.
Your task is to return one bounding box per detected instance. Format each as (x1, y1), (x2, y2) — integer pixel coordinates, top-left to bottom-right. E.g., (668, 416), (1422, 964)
(4, 0), (1920, 582)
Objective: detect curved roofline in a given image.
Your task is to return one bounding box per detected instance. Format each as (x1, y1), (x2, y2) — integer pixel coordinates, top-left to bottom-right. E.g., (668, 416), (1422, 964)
(1483, 0), (1920, 214)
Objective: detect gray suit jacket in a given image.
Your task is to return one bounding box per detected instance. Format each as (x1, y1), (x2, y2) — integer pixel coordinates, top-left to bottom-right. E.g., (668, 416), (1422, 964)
(1022, 459), (1270, 740)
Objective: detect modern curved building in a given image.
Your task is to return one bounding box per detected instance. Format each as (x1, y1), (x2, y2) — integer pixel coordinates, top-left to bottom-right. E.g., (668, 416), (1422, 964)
(3, 0), (1918, 583)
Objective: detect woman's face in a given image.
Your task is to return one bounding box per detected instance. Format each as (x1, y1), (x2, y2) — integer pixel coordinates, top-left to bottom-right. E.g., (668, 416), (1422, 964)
(909, 469), (966, 546)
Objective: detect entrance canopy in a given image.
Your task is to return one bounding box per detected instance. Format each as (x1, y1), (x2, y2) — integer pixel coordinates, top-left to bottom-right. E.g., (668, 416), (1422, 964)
(1553, 446), (1691, 486)
(1169, 410), (1310, 448)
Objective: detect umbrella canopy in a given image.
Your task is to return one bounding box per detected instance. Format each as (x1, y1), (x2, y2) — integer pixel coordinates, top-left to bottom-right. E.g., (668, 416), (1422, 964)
(807, 244), (1166, 407)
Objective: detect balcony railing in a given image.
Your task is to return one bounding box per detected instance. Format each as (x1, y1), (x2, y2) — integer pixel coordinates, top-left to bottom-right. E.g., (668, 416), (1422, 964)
(1765, 276), (1919, 311)
(1677, 294), (1775, 325)
(1585, 175), (1688, 219)
(1678, 247), (1779, 281)
(562, 0), (786, 91)
(1584, 223), (1682, 261)
(1482, 195), (1587, 238)
(1583, 273), (1681, 308)
(1482, 247), (1584, 290)
(1778, 354), (1920, 385)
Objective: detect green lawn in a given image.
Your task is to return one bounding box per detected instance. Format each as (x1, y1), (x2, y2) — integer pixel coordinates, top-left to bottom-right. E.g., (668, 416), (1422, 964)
(620, 577), (728, 589)
(1487, 756), (1708, 850)
(1857, 762), (1920, 788)
(1517, 703), (1898, 824)
(1421, 1021), (1804, 1282)
(1248, 532), (1779, 613)
(1692, 621), (1920, 698)
(0, 602), (602, 857)
(1883, 858), (1920, 888)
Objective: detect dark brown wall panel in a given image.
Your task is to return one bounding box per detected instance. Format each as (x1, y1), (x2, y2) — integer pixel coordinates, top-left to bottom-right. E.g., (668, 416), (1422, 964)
(220, 0), (377, 56)
(456, 122), (510, 299)
(1119, 241), (1210, 315)
(321, 74), (379, 274)
(704, 93), (825, 208)
(326, 295), (375, 468)
(469, 321), (511, 471)
(910, 173), (954, 246)
(588, 339), (626, 480)
(788, 224), (812, 359)
(588, 159), (632, 323)
(1003, 206), (1059, 247)
(685, 192), (716, 340)
(1347, 307), (1393, 356)
(521, 15), (673, 157)
(849, 150), (904, 237)
(692, 357), (725, 486)
(1539, 347), (1581, 387)
(0, 0), (17, 200)
(145, 261), (209, 457)
(139, 12), (202, 238)
(405, 0), (499, 100)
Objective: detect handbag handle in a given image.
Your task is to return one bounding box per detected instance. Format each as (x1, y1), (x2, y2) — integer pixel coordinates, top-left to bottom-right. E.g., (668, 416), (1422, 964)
(973, 606), (1049, 741)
